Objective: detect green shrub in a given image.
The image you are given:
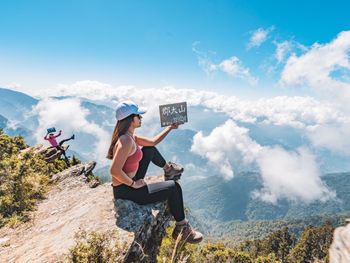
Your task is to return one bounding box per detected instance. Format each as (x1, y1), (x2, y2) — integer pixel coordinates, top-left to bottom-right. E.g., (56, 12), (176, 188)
(68, 230), (126, 263)
(158, 224), (200, 263)
(159, 221), (336, 263)
(158, 224), (253, 263)
(71, 155), (81, 166)
(200, 243), (252, 263)
(254, 253), (280, 263)
(0, 132), (69, 226)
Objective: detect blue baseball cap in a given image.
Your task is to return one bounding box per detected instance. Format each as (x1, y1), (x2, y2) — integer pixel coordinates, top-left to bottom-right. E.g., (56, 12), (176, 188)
(115, 101), (147, 121)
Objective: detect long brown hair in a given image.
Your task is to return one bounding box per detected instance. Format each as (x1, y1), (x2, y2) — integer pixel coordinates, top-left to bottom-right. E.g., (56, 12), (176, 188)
(106, 114), (135, 160)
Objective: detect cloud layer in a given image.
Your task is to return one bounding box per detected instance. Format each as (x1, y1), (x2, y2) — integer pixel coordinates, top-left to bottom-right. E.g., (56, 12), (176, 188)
(191, 119), (334, 203)
(34, 81), (348, 129)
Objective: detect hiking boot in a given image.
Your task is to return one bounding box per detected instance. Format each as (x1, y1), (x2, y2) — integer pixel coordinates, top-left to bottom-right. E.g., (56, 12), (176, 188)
(164, 162), (184, 181)
(71, 134), (75, 140)
(172, 222), (203, 244)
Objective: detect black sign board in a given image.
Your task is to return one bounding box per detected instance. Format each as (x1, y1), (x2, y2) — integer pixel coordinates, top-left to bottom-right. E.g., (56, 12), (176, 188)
(159, 102), (188, 127)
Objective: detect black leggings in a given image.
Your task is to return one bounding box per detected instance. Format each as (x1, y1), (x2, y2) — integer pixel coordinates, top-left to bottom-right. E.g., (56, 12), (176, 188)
(113, 146), (185, 222)
(59, 137), (73, 147)
(55, 137), (73, 158)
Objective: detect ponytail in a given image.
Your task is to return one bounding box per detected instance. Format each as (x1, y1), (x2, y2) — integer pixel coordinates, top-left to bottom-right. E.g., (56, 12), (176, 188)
(106, 114), (134, 160)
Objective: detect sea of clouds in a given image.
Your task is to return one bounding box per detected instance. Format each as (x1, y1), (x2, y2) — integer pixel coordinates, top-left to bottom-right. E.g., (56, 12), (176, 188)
(23, 30), (350, 204)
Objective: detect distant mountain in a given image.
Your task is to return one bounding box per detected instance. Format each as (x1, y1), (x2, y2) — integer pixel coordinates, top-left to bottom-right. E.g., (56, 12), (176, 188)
(183, 172), (350, 225)
(81, 101), (115, 127)
(0, 114), (8, 129)
(0, 88), (38, 121)
(0, 113), (33, 141)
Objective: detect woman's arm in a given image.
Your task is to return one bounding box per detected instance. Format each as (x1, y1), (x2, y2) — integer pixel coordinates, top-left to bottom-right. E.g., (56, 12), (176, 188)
(136, 123), (181, 146)
(54, 130), (62, 138)
(109, 136), (135, 186)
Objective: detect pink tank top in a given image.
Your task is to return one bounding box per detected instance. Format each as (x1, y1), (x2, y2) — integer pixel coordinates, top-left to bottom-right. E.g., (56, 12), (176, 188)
(122, 135), (143, 173)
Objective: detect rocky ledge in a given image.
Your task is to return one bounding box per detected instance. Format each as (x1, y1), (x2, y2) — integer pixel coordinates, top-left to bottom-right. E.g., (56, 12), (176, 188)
(0, 163), (171, 263)
(19, 143), (70, 162)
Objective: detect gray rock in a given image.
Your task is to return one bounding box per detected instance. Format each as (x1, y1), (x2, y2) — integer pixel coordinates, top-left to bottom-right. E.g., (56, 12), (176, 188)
(50, 161), (96, 183)
(0, 237), (9, 247)
(19, 144), (70, 163)
(115, 198), (171, 262)
(330, 219), (350, 263)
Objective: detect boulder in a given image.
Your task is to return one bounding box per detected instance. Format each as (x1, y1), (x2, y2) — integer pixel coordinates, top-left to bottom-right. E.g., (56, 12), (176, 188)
(329, 219), (350, 263)
(50, 161), (96, 183)
(19, 144), (69, 162)
(115, 175), (172, 262)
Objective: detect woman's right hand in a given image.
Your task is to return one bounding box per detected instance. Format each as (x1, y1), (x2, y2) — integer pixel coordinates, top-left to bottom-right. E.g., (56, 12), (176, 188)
(132, 179), (146, 189)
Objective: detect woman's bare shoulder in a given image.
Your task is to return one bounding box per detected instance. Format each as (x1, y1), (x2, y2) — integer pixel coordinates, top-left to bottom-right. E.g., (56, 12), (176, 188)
(119, 134), (133, 143)
(113, 135), (133, 151)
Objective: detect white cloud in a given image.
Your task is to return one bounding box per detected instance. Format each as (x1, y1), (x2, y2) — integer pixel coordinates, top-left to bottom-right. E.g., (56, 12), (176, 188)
(248, 27), (275, 49)
(273, 40), (307, 64)
(32, 98), (110, 165)
(199, 94), (347, 129)
(254, 147), (335, 203)
(215, 56), (258, 85)
(3, 82), (22, 90)
(191, 119), (335, 203)
(280, 30), (350, 153)
(33, 81), (348, 130)
(192, 43), (258, 85)
(191, 120), (262, 180)
(307, 123), (350, 155)
(281, 31), (350, 105)
(275, 41), (293, 63)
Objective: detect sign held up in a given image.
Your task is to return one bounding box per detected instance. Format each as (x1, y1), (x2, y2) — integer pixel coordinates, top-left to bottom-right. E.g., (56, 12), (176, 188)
(159, 102), (188, 127)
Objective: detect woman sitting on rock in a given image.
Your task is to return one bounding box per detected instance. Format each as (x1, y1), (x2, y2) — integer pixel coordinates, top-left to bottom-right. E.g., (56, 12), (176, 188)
(107, 101), (203, 244)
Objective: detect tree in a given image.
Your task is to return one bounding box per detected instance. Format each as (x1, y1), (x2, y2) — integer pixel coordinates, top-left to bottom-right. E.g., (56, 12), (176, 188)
(287, 223), (333, 263)
(239, 227), (296, 262)
(265, 227), (296, 262)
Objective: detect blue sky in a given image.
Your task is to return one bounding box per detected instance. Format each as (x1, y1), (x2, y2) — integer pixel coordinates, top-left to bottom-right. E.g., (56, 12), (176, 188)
(0, 0), (349, 97)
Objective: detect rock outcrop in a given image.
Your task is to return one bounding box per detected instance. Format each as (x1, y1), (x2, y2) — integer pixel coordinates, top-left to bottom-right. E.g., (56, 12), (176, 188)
(19, 143), (69, 162)
(115, 182), (171, 262)
(329, 219), (350, 263)
(0, 163), (171, 263)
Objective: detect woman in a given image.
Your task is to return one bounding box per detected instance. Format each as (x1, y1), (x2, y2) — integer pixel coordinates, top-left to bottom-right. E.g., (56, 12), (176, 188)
(107, 101), (203, 244)
(44, 130), (75, 161)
